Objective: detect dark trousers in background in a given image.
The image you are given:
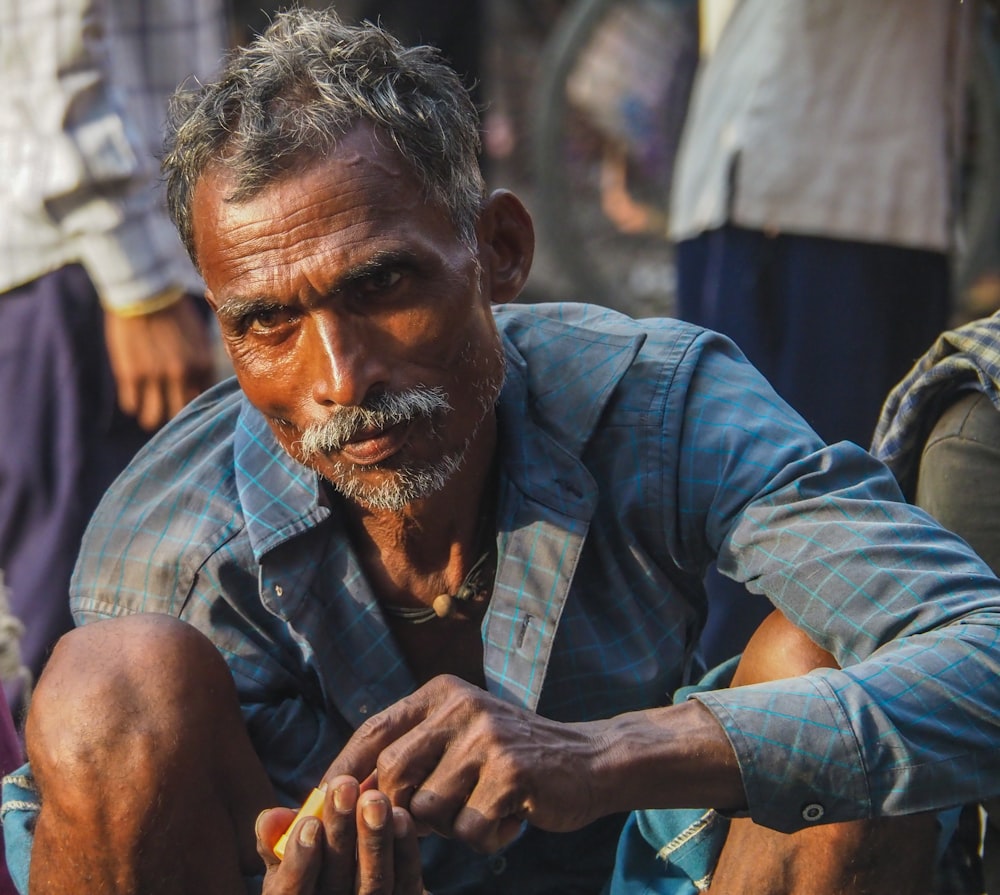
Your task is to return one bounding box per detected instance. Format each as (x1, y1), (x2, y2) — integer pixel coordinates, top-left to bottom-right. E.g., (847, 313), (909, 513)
(0, 266), (149, 717)
(676, 224), (951, 666)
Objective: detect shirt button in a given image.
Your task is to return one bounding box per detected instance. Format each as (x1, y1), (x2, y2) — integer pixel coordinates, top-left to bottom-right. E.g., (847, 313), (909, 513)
(801, 803), (825, 822)
(489, 855), (507, 875)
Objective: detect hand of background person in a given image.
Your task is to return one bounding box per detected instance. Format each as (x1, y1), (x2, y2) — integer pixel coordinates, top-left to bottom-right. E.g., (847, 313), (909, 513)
(104, 293), (215, 431)
(257, 776), (426, 895)
(322, 675), (605, 855)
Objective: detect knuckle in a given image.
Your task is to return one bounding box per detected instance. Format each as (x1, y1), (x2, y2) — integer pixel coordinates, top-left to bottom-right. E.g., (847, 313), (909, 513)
(409, 787), (459, 825)
(493, 751), (528, 788)
(429, 673), (470, 704)
(376, 739), (406, 779)
(376, 747), (421, 801)
(471, 712), (501, 741)
(358, 707), (395, 740)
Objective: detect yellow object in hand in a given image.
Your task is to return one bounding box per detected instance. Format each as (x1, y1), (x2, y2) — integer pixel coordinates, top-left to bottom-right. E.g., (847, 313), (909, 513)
(273, 785), (328, 860)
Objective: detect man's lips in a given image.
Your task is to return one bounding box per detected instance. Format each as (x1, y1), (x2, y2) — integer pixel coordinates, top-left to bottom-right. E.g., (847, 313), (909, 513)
(336, 419), (411, 465)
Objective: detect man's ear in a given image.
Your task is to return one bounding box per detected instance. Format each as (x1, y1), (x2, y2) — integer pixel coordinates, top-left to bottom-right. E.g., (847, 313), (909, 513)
(476, 190), (535, 306)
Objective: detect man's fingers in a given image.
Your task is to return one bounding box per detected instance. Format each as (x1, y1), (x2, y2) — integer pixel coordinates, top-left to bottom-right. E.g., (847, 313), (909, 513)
(406, 758), (479, 839)
(411, 765), (527, 854)
(104, 294), (214, 432)
(322, 709), (414, 782)
(356, 791), (394, 895)
(137, 380), (168, 432)
(317, 777), (360, 894)
(390, 808), (426, 895)
(115, 374), (139, 418)
(256, 807), (299, 868)
(258, 796), (430, 894)
(323, 681), (450, 786)
(261, 816), (323, 895)
(453, 802), (526, 855)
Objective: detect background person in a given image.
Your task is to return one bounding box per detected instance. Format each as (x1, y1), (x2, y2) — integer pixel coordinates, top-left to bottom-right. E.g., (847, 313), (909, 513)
(668, 0), (973, 667)
(0, 0), (224, 713)
(872, 309), (1000, 894)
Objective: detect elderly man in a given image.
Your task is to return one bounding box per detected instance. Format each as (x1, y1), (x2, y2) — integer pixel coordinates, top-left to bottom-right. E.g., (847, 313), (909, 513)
(7, 8), (1000, 895)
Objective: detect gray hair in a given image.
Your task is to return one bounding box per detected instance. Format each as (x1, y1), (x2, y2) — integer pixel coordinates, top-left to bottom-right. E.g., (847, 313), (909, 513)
(163, 7), (486, 264)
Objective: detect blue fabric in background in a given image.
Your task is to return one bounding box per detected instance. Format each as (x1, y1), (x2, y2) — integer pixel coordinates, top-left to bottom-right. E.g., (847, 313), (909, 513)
(2, 767), (34, 895)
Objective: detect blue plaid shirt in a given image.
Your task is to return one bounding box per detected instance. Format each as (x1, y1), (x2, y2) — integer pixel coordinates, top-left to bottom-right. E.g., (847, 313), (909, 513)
(12, 302), (1000, 892)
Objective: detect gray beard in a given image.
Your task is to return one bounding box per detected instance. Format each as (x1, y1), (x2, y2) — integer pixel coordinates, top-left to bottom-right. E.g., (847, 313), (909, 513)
(296, 346), (505, 512)
(329, 449), (466, 513)
(296, 387), (451, 456)
(294, 385), (473, 512)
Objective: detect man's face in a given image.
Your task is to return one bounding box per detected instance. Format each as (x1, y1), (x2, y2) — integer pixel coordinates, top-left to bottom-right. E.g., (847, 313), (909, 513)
(191, 124), (506, 511)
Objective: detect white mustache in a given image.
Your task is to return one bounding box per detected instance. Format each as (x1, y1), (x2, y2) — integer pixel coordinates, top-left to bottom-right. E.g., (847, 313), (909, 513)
(296, 387), (452, 456)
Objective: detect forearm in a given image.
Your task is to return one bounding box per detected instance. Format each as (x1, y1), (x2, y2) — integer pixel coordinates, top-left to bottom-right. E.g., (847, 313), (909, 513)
(702, 427), (1000, 827)
(587, 699), (745, 818)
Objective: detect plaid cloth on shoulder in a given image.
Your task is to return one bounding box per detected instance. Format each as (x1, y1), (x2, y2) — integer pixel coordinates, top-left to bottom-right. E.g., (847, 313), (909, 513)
(871, 311), (1000, 497)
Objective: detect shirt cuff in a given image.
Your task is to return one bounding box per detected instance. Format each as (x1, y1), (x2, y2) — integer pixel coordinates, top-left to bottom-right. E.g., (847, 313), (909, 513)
(104, 285), (186, 318)
(690, 669), (870, 833)
(78, 205), (202, 312)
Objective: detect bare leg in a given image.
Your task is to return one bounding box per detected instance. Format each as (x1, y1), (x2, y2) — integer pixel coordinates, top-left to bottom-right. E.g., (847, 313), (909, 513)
(25, 614), (275, 894)
(708, 611), (938, 895)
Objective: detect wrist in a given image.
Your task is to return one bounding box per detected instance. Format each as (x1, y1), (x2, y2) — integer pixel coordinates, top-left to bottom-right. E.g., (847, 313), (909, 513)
(589, 701), (745, 816)
(104, 286), (186, 318)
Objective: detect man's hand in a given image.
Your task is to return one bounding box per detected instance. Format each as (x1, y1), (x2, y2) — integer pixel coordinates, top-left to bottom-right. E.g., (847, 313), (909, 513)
(257, 776), (425, 895)
(104, 294), (215, 431)
(322, 676), (605, 855)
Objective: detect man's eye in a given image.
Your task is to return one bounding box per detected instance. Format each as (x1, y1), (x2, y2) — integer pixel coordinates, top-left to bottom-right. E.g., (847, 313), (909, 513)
(361, 269), (403, 293)
(244, 308), (295, 333)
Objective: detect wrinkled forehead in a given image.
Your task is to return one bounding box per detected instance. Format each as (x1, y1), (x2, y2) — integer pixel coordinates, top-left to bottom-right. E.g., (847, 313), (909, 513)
(204, 121), (417, 208)
(189, 124), (474, 303)
(191, 124), (432, 253)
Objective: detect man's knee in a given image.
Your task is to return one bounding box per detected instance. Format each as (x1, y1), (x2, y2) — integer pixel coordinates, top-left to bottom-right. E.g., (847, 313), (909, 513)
(730, 610), (837, 688)
(23, 615), (272, 891)
(713, 610), (938, 895)
(26, 614), (241, 784)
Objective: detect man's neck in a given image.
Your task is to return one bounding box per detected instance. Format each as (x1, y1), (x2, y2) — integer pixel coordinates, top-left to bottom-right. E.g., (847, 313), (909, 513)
(338, 439), (499, 606)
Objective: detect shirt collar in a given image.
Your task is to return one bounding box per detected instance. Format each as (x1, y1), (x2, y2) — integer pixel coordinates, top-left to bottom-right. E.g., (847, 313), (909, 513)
(233, 399), (330, 561)
(494, 302), (644, 515)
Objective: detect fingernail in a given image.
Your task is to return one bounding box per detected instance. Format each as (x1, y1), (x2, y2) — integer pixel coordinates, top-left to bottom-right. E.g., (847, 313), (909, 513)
(299, 817), (320, 847)
(254, 810), (268, 841)
(362, 798), (388, 830)
(334, 781), (357, 814)
(391, 807), (409, 838)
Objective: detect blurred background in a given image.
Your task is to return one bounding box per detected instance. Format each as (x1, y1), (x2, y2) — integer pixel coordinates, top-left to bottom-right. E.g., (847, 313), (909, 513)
(228, 0), (1000, 326)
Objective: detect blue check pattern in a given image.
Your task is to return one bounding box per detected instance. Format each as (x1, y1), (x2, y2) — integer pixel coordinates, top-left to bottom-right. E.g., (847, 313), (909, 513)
(41, 303), (1000, 888)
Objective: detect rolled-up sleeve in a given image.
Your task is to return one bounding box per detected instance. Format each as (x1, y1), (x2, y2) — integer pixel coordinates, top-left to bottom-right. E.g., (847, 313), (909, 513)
(669, 330), (1000, 831)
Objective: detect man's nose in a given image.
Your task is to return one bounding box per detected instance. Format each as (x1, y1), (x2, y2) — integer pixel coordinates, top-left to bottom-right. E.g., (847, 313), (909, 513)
(307, 311), (389, 408)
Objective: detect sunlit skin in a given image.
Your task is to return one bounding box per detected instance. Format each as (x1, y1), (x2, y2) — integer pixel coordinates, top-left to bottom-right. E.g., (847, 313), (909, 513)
(191, 123), (534, 652)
